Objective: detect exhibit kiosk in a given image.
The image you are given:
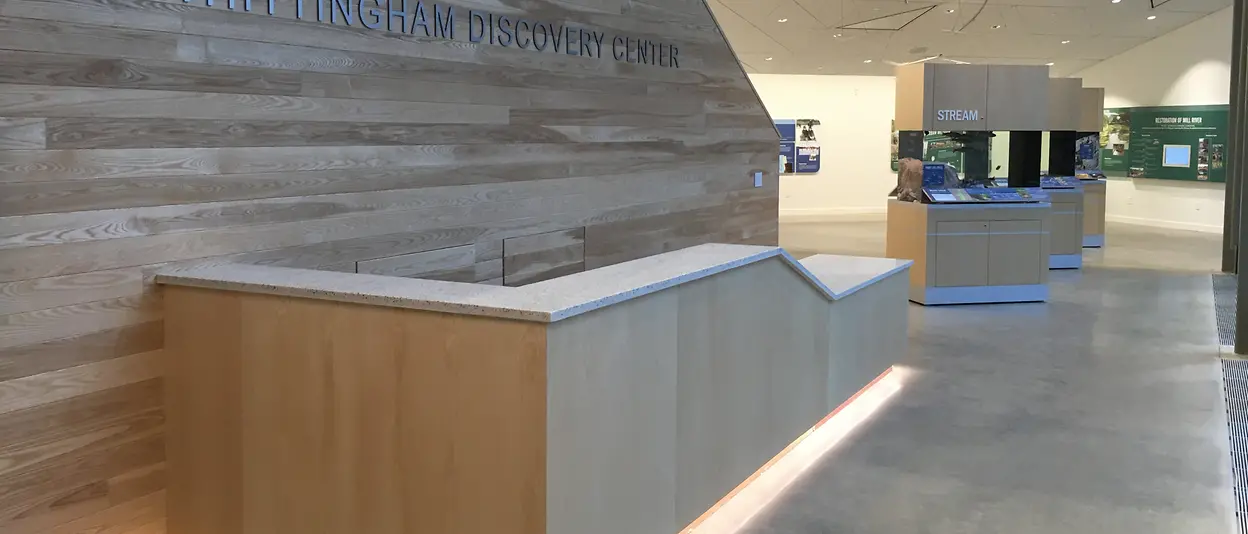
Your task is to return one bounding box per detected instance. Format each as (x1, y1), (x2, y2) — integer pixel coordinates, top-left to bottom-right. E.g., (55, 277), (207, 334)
(1040, 176), (1085, 269)
(1078, 88), (1108, 248)
(887, 188), (1051, 305)
(1078, 173), (1108, 247)
(890, 64), (1053, 305)
(1050, 82), (1108, 250)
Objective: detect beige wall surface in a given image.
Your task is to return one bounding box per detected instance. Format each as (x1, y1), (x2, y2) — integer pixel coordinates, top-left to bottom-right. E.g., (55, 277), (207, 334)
(1078, 88), (1106, 132)
(0, 0), (778, 531)
(1048, 77), (1084, 131)
(985, 66), (1048, 131)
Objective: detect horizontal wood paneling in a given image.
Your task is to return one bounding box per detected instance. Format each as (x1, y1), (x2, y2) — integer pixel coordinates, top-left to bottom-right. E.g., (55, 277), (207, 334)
(503, 228), (586, 286)
(0, 118), (44, 149)
(0, 0), (776, 530)
(43, 119), (573, 149)
(0, 84), (511, 124)
(356, 244), (477, 279)
(0, 50), (306, 96)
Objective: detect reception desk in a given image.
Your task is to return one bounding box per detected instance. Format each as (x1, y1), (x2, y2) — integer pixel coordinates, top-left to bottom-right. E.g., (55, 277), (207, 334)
(1081, 179), (1107, 247)
(887, 199), (1050, 305)
(157, 244), (911, 534)
(1044, 187), (1085, 269)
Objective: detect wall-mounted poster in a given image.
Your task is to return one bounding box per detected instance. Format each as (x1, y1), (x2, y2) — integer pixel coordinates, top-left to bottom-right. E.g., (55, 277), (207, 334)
(775, 119), (797, 174)
(1100, 105), (1227, 182)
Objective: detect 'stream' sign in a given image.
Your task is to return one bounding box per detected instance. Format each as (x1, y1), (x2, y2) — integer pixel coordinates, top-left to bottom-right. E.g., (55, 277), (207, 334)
(936, 109), (981, 121)
(182, 0), (682, 68)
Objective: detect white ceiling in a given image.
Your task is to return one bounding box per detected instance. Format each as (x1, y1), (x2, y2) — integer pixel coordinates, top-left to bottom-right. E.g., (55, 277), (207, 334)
(708, 0), (1231, 76)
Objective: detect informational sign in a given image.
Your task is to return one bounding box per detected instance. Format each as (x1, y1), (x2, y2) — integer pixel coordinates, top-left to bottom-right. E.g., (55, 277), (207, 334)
(795, 145), (820, 173)
(1100, 105), (1227, 182)
(936, 109), (980, 121)
(922, 163), (948, 187)
(775, 120), (797, 174)
(176, 0), (684, 68)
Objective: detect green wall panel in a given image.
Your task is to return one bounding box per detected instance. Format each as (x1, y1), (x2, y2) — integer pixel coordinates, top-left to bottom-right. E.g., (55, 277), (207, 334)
(1101, 105), (1228, 183)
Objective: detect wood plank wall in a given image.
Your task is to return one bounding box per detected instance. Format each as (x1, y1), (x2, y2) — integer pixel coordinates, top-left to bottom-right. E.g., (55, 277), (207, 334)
(0, 0), (778, 530)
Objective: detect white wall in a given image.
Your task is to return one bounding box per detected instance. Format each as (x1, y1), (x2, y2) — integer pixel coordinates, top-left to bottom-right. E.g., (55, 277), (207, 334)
(752, 9), (1232, 231)
(749, 74), (897, 220)
(1073, 8), (1232, 233)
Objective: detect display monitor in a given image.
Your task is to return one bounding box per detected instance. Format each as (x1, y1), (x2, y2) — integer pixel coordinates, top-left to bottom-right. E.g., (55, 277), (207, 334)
(1163, 144), (1191, 168)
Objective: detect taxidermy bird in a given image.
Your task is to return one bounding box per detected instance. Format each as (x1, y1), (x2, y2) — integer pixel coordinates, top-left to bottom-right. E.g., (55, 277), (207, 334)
(890, 158), (924, 202)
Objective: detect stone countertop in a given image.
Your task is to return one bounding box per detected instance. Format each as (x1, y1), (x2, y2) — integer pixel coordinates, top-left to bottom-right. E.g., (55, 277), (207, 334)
(156, 244), (912, 322)
(798, 255), (913, 300)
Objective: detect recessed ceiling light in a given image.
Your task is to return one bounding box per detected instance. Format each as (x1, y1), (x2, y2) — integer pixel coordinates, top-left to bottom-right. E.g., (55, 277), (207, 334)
(864, 59), (873, 63)
(777, 18), (788, 22)
(991, 24), (1002, 29)
(1111, 0), (1121, 3)
(1147, 15), (1157, 19)
(945, 8), (955, 13)
(1045, 62), (1055, 66)
(1061, 40), (1071, 44)
(765, 57), (773, 61)
(833, 33), (843, 37)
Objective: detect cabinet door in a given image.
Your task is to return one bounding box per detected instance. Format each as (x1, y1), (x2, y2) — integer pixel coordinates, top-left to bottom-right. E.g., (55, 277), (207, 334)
(934, 221), (989, 287)
(1050, 202), (1080, 255)
(988, 220), (1043, 286)
(1082, 188), (1106, 235)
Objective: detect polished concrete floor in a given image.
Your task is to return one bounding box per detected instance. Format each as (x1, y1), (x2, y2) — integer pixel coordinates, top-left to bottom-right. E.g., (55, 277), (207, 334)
(741, 221), (1235, 533)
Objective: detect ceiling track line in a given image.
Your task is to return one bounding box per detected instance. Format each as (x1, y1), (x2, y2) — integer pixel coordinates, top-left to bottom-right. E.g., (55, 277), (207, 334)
(836, 4), (938, 32)
(715, 0), (793, 53)
(790, 0), (832, 29)
(956, 0), (989, 33)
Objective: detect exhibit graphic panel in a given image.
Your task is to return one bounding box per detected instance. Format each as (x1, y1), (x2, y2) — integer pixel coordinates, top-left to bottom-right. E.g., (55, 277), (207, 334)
(796, 145), (821, 173)
(1099, 105), (1227, 182)
(1075, 133), (1100, 171)
(890, 120), (901, 171)
(795, 119), (821, 174)
(776, 119), (797, 174)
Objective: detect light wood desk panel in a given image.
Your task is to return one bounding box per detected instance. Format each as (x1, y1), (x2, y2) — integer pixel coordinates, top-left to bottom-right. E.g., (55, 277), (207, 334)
(1081, 180), (1107, 247)
(1045, 188), (1084, 269)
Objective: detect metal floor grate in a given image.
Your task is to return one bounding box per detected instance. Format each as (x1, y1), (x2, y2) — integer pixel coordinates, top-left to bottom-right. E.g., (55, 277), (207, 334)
(1223, 359), (1248, 533)
(1215, 274), (1237, 347)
